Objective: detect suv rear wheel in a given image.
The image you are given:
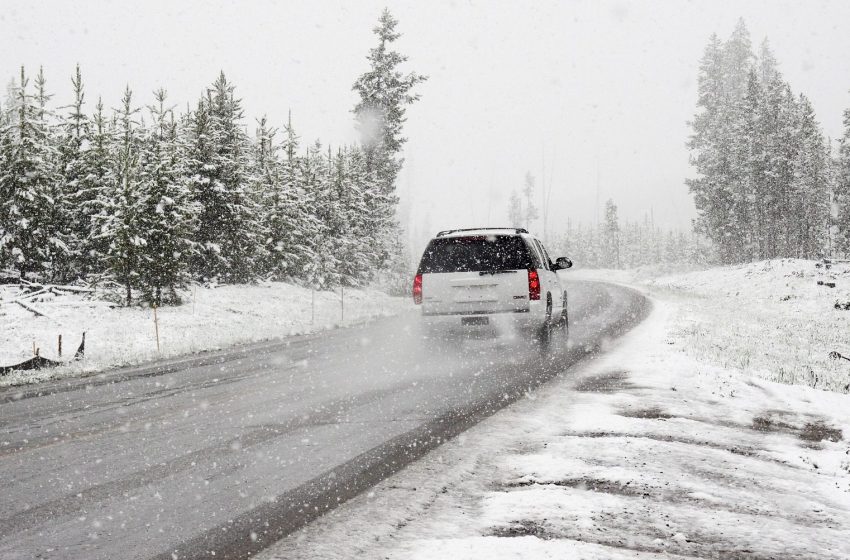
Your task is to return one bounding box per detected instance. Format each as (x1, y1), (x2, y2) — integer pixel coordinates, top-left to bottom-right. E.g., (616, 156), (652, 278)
(560, 291), (569, 337)
(536, 294), (554, 348)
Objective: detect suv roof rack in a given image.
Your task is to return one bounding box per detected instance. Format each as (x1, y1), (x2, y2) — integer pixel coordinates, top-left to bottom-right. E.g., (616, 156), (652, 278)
(436, 227), (528, 237)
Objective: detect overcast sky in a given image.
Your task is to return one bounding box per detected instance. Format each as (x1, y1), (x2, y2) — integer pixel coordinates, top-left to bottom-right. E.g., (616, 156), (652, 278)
(3, 0), (850, 246)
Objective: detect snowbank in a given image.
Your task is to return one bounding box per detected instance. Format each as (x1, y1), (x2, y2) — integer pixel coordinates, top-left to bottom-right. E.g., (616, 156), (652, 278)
(0, 282), (410, 386)
(572, 259), (850, 393)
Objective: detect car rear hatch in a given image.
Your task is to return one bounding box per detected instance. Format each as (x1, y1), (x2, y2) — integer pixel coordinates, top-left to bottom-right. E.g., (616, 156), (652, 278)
(417, 235), (533, 316)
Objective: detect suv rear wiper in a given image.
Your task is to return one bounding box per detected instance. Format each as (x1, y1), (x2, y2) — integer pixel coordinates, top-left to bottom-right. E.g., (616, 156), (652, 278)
(479, 270), (518, 276)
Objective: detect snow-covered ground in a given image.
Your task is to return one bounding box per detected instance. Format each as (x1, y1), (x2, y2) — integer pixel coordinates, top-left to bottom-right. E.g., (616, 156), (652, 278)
(572, 259), (850, 393)
(257, 264), (850, 559)
(0, 282), (409, 386)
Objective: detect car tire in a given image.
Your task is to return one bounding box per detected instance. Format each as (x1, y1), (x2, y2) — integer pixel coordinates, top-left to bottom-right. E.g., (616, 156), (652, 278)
(561, 291), (569, 338)
(537, 294), (554, 348)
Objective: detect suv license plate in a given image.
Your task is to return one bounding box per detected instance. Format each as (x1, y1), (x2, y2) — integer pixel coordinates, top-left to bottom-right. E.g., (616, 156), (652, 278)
(461, 316), (489, 326)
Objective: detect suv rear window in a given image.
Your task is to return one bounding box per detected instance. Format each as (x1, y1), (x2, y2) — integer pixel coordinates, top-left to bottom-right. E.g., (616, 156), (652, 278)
(417, 235), (534, 273)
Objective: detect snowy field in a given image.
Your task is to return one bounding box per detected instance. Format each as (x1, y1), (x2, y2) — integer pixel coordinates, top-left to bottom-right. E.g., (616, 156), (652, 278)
(572, 259), (850, 393)
(0, 282), (410, 386)
(258, 284), (850, 559)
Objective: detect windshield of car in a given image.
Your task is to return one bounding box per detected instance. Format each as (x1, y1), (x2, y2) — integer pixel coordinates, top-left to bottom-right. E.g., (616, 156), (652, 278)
(417, 235), (534, 273)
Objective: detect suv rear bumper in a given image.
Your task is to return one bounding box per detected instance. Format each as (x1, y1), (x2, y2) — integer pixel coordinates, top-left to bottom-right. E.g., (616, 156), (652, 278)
(420, 303), (546, 336)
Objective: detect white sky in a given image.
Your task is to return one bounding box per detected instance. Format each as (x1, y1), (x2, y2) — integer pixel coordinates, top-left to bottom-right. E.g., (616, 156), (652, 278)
(3, 0), (850, 245)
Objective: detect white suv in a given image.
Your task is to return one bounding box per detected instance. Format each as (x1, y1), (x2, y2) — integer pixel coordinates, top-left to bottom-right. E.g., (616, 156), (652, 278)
(413, 228), (572, 344)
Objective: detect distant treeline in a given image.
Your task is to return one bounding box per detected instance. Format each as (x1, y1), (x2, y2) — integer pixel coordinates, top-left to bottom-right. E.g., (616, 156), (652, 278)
(688, 19), (850, 263)
(0, 9), (424, 305)
(553, 200), (708, 269)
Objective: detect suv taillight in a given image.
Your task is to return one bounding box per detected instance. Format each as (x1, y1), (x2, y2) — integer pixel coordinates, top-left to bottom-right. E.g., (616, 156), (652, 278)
(528, 269), (540, 300)
(413, 273), (423, 304)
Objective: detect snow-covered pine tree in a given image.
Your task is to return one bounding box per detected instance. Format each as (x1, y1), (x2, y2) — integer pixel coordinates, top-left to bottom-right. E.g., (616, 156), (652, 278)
(729, 68), (762, 261)
(58, 65), (96, 279)
(775, 83), (801, 257)
(184, 96), (220, 281)
(318, 144), (347, 286)
(687, 33), (737, 263)
(80, 98), (114, 278)
(751, 41), (781, 259)
(755, 73), (788, 259)
(136, 89), (195, 305)
(208, 73), (261, 282)
(791, 94), (831, 258)
(352, 9), (426, 192)
(348, 145), (385, 283)
(330, 147), (360, 286)
(253, 116), (280, 277)
(187, 73), (261, 283)
(302, 141), (340, 288)
(507, 190), (523, 228)
(352, 9), (426, 276)
(522, 172), (539, 230)
(721, 19), (754, 102)
(719, 21), (753, 262)
(92, 86), (145, 305)
(0, 67), (61, 280)
(32, 68), (70, 282)
(836, 102), (850, 257)
(277, 113), (320, 281)
(603, 199), (620, 268)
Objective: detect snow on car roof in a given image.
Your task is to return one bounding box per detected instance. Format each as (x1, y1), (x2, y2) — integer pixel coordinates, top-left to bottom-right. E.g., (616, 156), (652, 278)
(436, 228), (529, 238)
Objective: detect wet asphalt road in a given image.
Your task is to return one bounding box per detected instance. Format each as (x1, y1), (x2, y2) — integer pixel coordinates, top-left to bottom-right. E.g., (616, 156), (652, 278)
(0, 280), (648, 560)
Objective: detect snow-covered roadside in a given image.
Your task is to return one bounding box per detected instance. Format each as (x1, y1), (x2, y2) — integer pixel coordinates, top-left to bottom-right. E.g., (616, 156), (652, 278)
(571, 260), (850, 393)
(0, 282), (410, 386)
(258, 295), (850, 559)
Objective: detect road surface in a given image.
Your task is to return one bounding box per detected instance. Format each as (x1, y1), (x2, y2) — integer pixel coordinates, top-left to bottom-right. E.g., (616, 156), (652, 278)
(0, 280), (648, 560)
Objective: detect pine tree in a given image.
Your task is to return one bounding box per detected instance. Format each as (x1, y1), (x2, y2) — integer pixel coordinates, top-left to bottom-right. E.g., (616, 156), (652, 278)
(184, 96), (219, 280)
(791, 95), (830, 258)
(277, 114), (320, 281)
(349, 145), (388, 283)
(352, 9), (426, 275)
(188, 73), (261, 283)
(507, 190), (523, 228)
(722, 19), (754, 102)
(93, 87), (145, 305)
(836, 102), (850, 256)
(254, 114), (319, 282)
(522, 172), (539, 230)
(603, 199), (620, 268)
(81, 98), (114, 277)
(731, 68), (763, 260)
(253, 115), (280, 277)
(352, 9), (426, 190)
(302, 141), (340, 288)
(0, 67), (61, 280)
(137, 89), (195, 304)
(33, 68), (70, 281)
(687, 33), (737, 262)
(59, 65), (95, 279)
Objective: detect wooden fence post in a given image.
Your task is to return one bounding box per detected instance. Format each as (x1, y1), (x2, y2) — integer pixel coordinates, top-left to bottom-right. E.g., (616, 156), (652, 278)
(153, 305), (161, 353)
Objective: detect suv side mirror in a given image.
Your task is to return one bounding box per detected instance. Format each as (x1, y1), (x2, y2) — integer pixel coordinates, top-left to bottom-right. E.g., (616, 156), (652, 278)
(554, 257), (572, 270)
